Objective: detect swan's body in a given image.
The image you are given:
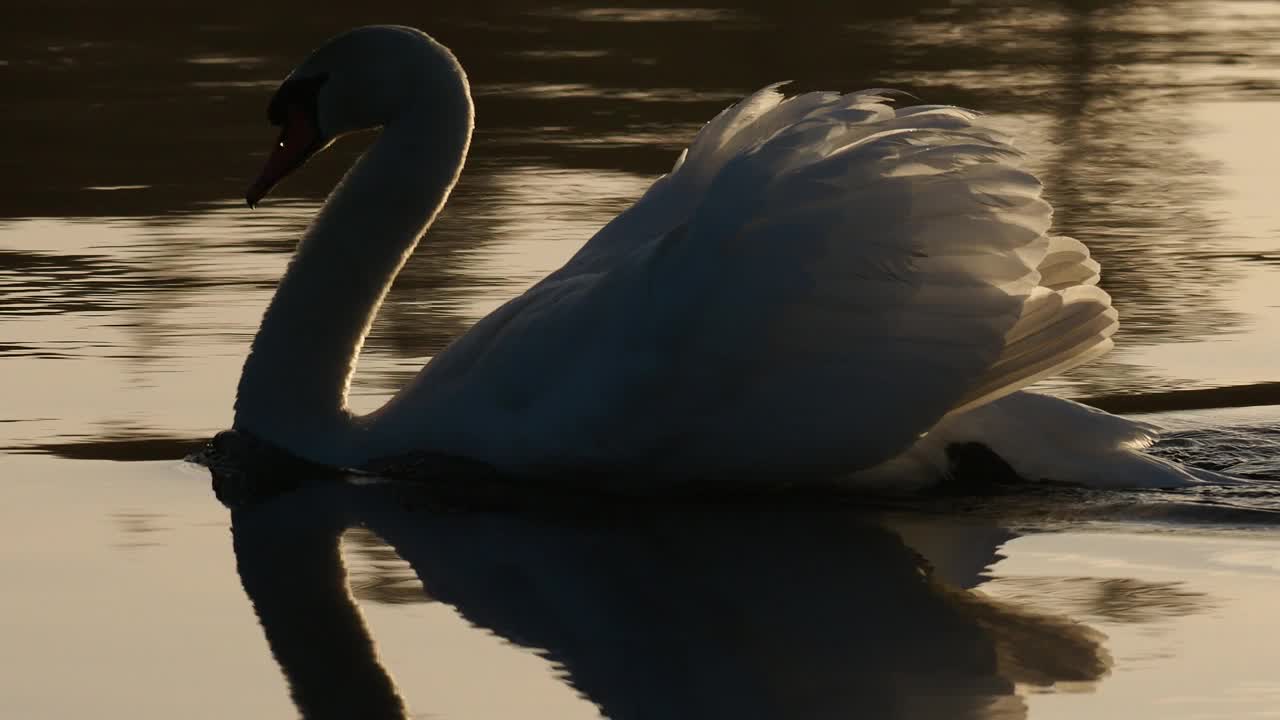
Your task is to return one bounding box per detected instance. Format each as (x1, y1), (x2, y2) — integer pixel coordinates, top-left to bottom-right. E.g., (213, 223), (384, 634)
(235, 25), (1212, 489)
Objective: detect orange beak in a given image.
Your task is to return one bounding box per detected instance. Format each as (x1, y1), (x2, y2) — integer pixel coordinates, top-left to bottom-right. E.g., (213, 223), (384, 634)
(246, 105), (322, 208)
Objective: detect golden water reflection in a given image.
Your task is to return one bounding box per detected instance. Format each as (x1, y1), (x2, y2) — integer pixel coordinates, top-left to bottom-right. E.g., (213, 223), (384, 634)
(6, 2), (1280, 717)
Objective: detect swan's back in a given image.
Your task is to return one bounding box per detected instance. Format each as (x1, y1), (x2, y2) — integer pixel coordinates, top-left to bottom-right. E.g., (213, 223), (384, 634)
(381, 87), (1115, 481)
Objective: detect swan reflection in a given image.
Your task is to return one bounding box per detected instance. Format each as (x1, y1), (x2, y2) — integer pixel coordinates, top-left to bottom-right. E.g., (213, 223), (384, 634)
(226, 475), (1110, 719)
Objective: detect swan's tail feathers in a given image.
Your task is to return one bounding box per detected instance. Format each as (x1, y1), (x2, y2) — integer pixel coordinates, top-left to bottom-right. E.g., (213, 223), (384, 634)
(920, 392), (1211, 489)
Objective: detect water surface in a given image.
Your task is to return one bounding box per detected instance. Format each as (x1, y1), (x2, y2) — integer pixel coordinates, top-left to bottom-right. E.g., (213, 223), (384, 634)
(3, 1), (1280, 718)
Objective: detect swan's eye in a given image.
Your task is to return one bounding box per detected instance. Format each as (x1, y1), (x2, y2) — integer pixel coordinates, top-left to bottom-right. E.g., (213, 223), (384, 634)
(279, 141), (285, 148)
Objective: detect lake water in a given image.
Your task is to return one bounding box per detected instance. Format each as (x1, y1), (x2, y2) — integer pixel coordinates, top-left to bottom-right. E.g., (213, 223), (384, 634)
(4, 1), (1280, 718)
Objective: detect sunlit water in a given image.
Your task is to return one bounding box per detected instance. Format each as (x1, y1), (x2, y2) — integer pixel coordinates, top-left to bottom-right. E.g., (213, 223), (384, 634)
(4, 1), (1280, 718)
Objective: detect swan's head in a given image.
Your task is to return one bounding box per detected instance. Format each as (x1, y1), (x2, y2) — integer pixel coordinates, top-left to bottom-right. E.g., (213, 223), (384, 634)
(246, 25), (467, 207)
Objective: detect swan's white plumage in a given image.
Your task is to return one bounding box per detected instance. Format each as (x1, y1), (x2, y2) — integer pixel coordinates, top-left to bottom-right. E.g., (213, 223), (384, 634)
(852, 391), (1235, 490)
(378, 86), (1121, 481)
(239, 28), (1209, 489)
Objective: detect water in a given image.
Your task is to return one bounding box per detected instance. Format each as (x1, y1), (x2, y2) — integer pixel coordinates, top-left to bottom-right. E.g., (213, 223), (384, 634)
(4, 1), (1280, 717)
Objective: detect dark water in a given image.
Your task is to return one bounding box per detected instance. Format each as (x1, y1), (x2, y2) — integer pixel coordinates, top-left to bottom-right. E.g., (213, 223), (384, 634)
(4, 1), (1280, 718)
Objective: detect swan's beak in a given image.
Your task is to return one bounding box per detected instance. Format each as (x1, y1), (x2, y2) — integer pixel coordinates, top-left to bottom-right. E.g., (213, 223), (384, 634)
(246, 106), (323, 208)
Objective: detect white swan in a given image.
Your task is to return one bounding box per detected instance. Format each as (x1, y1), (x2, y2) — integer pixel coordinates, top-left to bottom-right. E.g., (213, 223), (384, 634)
(235, 25), (1212, 489)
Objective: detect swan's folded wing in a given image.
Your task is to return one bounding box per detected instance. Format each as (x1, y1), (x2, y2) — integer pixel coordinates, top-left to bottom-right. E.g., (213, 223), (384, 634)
(410, 90), (1114, 479)
(639, 92), (1116, 474)
(562, 84), (830, 276)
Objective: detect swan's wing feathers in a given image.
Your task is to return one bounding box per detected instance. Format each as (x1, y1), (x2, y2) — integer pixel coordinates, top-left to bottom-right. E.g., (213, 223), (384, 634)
(561, 85), (792, 273)
(443, 88), (1116, 477)
(1037, 235), (1101, 289)
(948, 234), (1115, 414)
(644, 91), (1113, 473)
(564, 87), (889, 274)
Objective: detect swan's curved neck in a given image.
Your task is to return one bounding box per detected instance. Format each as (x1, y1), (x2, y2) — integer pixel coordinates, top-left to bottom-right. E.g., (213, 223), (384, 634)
(235, 68), (473, 463)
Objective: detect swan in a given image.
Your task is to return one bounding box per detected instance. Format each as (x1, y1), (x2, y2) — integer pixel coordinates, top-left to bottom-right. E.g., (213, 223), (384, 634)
(234, 24), (1216, 489)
